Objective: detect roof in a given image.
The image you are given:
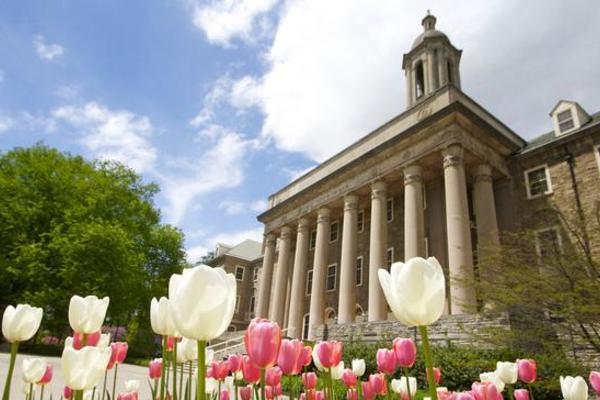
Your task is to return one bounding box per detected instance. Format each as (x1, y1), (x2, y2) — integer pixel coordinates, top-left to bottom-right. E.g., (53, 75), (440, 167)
(217, 239), (262, 262)
(411, 29), (449, 49)
(519, 111), (600, 155)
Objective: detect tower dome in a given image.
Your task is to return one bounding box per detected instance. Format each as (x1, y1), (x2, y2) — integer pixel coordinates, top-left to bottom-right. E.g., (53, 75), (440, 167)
(411, 13), (449, 50)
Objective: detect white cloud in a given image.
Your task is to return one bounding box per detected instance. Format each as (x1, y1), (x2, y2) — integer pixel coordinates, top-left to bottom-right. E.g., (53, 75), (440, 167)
(219, 199), (267, 215)
(33, 35), (64, 60)
(52, 102), (157, 172)
(0, 116), (13, 133)
(186, 226), (263, 263)
(56, 85), (80, 100)
(192, 0), (280, 46)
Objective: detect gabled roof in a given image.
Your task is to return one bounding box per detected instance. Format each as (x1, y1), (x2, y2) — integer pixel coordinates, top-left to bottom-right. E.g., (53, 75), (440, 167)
(218, 239), (262, 262)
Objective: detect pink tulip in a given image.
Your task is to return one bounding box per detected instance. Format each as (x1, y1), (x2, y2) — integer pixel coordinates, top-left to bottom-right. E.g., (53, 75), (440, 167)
(228, 354), (243, 372)
(63, 386), (73, 399)
(149, 359), (162, 380)
(347, 389), (358, 400)
(242, 355), (261, 383)
(427, 367), (442, 384)
(517, 359), (536, 383)
(300, 393), (307, 400)
(590, 371), (600, 395)
(166, 336), (176, 351)
(393, 338), (417, 368)
(266, 366), (283, 386)
(117, 393), (138, 400)
(315, 341), (343, 369)
(341, 369), (357, 388)
(472, 382), (499, 400)
(369, 373), (387, 395)
(73, 331), (101, 349)
(301, 345), (313, 366)
(220, 390), (230, 400)
(438, 388), (457, 400)
(362, 381), (375, 400)
(456, 393), (475, 400)
(274, 384), (282, 396)
(514, 389), (529, 400)
(244, 318), (282, 369)
(37, 364), (53, 385)
(302, 372), (317, 390)
(277, 339), (305, 375)
(211, 361), (231, 380)
(315, 390), (325, 400)
(240, 386), (253, 400)
(107, 342), (128, 370)
(376, 348), (398, 375)
(265, 386), (274, 400)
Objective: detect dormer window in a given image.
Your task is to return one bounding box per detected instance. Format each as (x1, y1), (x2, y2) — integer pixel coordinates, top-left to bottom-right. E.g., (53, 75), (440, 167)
(557, 109), (575, 133)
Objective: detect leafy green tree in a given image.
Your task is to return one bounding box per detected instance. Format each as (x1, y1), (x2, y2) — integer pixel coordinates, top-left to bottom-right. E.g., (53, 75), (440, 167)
(0, 144), (186, 346)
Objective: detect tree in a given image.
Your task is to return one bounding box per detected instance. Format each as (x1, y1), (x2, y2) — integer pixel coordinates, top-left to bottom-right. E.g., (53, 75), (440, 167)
(0, 144), (187, 343)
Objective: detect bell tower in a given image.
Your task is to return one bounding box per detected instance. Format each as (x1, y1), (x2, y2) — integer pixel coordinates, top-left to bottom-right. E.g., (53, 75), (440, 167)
(402, 12), (463, 109)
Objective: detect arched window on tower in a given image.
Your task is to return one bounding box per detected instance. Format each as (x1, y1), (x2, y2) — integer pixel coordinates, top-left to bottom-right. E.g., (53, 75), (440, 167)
(447, 60), (453, 84)
(415, 61), (425, 98)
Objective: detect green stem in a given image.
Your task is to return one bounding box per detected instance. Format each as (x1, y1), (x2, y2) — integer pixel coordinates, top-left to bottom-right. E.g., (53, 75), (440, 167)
(173, 340), (178, 400)
(260, 369), (266, 400)
(419, 325), (437, 400)
(112, 363), (119, 400)
(403, 368), (412, 400)
(357, 380), (362, 400)
(154, 379), (159, 400)
(197, 340), (207, 400)
(180, 364), (185, 400)
(92, 386), (96, 400)
(528, 384), (535, 400)
(1, 341), (19, 400)
(188, 361), (192, 400)
(160, 336), (167, 400)
(101, 369), (108, 400)
(29, 383), (34, 400)
(508, 384), (514, 400)
(40, 385), (45, 400)
(386, 376), (391, 400)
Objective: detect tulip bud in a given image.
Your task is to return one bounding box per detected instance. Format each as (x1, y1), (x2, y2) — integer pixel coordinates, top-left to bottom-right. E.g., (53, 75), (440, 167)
(2, 304), (43, 343)
(341, 369), (357, 388)
(561, 376), (588, 400)
(211, 361), (231, 380)
(37, 364), (53, 385)
(277, 339), (305, 375)
(266, 366), (282, 386)
(149, 359), (162, 380)
(351, 359), (365, 377)
(150, 297), (177, 337)
(302, 372), (317, 390)
(331, 361), (345, 380)
(376, 348), (398, 375)
(68, 295), (109, 334)
(590, 371), (600, 395)
(369, 373), (387, 395)
(347, 389), (358, 400)
(362, 381), (375, 400)
(22, 357), (47, 384)
(301, 345), (313, 367)
(517, 359), (536, 384)
(228, 354), (243, 372)
(472, 382), (500, 400)
(427, 367), (442, 385)
(244, 318), (282, 369)
(242, 355), (260, 383)
(391, 377), (417, 399)
(513, 389), (529, 400)
(314, 341), (343, 369)
(495, 362), (517, 385)
(265, 386), (274, 400)
(479, 372), (504, 393)
(64, 386), (73, 399)
(239, 386), (252, 400)
(314, 390), (325, 400)
(61, 345), (111, 390)
(393, 338), (417, 368)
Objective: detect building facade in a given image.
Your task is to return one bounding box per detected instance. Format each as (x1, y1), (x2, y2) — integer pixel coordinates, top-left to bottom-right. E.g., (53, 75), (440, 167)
(225, 14), (600, 339)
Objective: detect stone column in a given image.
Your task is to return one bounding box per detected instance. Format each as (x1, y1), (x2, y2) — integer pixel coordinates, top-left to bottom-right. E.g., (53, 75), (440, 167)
(472, 164), (500, 252)
(256, 233), (276, 318)
(308, 208), (331, 340)
(438, 50), (448, 86)
(404, 164), (425, 259)
(368, 181), (388, 321)
(423, 57), (430, 95)
(442, 144), (476, 314)
(269, 226), (293, 326)
(338, 194), (358, 324)
(427, 50), (437, 91)
(287, 218), (310, 338)
(406, 67), (414, 108)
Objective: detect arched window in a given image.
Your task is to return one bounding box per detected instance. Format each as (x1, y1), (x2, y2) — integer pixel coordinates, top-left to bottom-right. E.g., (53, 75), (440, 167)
(415, 61), (425, 98)
(447, 60), (453, 84)
(355, 304), (364, 322)
(325, 307), (336, 324)
(302, 314), (310, 340)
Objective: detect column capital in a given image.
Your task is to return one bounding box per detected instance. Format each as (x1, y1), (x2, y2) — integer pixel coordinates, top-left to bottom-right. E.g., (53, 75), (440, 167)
(297, 218), (310, 232)
(344, 194), (359, 211)
(472, 164), (493, 184)
(371, 181), (387, 200)
(317, 207), (331, 223)
(403, 163), (423, 185)
(265, 233), (276, 245)
(280, 226), (293, 239)
(442, 144), (464, 169)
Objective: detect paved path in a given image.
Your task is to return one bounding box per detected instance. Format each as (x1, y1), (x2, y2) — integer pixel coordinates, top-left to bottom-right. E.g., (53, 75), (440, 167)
(0, 353), (152, 399)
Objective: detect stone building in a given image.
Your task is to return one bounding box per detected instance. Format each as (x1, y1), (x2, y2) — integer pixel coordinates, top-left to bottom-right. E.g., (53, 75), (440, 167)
(220, 14), (600, 339)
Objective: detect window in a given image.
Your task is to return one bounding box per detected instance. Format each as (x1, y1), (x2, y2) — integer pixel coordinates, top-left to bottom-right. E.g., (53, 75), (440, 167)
(326, 264), (337, 291)
(325, 308), (336, 323)
(386, 197), (394, 222)
(357, 209), (365, 233)
(356, 256), (364, 286)
(415, 61), (425, 98)
(557, 109), (575, 133)
(309, 230), (317, 249)
(253, 267), (260, 282)
(330, 221), (339, 242)
(306, 270), (313, 295)
(524, 165), (553, 199)
(302, 314), (310, 340)
(235, 295), (241, 314)
(249, 296), (255, 313)
(386, 247), (394, 270)
(235, 266), (245, 281)
(535, 227), (563, 258)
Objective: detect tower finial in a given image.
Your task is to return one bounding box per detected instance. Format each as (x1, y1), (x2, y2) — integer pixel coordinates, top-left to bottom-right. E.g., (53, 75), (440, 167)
(421, 11), (436, 31)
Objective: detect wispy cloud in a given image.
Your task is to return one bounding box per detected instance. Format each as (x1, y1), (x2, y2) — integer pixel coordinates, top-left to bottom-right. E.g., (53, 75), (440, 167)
(218, 199), (267, 215)
(0, 116), (14, 133)
(33, 35), (64, 61)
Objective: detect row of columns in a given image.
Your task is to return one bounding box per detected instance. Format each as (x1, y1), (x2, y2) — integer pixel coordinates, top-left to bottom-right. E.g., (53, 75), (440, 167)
(255, 144), (500, 338)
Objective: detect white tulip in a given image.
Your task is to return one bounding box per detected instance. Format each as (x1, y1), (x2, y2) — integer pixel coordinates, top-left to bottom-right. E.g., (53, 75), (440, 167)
(378, 257), (445, 327)
(206, 377), (218, 395)
(206, 348), (214, 366)
(2, 304), (43, 342)
(312, 346), (325, 371)
(352, 359), (365, 377)
(98, 333), (111, 348)
(170, 265), (236, 341)
(83, 390), (95, 400)
(561, 376), (588, 400)
(495, 361), (518, 385)
(22, 357), (46, 383)
(177, 337), (198, 363)
(391, 377), (417, 397)
(480, 372), (505, 393)
(61, 345), (111, 390)
(125, 379), (140, 392)
(150, 297), (177, 336)
(331, 361), (344, 380)
(68, 295), (109, 334)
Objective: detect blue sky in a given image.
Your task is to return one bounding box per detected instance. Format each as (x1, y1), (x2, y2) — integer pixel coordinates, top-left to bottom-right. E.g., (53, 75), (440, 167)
(1, 0), (599, 261)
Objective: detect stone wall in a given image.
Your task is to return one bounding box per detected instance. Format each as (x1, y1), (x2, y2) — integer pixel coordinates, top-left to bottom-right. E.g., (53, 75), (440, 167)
(312, 312), (511, 347)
